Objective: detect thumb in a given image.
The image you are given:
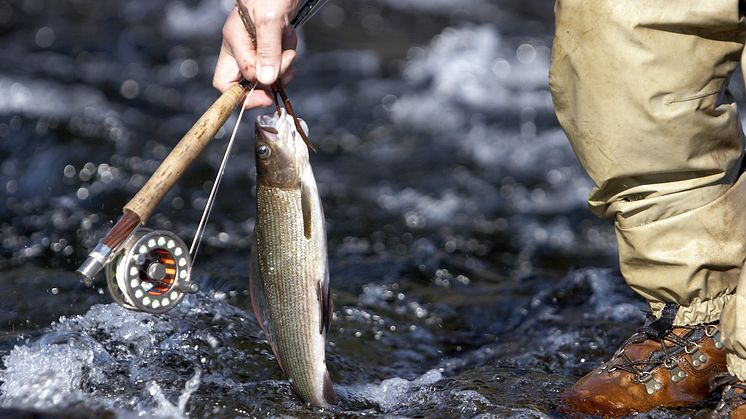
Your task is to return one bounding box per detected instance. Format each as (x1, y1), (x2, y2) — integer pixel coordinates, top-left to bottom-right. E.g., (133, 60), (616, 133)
(254, 9), (285, 85)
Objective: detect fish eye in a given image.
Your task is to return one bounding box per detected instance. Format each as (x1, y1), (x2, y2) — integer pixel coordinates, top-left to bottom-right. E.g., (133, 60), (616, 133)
(257, 145), (271, 160)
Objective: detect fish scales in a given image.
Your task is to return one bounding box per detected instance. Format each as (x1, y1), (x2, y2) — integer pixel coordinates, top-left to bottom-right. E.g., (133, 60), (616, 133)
(255, 186), (323, 402)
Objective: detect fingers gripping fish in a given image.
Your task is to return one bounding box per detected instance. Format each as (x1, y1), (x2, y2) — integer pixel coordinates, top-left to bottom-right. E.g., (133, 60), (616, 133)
(249, 109), (337, 407)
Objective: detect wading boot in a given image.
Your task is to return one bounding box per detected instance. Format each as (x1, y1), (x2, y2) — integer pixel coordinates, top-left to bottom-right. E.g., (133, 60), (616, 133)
(710, 373), (746, 418)
(561, 304), (726, 417)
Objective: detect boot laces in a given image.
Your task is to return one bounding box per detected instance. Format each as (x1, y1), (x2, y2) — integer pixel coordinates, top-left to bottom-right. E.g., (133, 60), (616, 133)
(607, 314), (702, 380)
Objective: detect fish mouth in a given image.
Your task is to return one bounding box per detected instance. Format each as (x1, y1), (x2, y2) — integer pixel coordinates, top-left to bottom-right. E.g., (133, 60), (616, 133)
(256, 112), (279, 129)
(257, 109), (313, 152)
(257, 110), (298, 141)
(256, 113), (281, 141)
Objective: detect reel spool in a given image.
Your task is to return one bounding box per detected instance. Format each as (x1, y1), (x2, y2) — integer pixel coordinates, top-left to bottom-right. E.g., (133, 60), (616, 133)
(105, 228), (198, 313)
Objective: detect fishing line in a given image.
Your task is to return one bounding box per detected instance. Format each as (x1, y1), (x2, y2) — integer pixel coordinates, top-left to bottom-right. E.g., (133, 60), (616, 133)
(189, 83), (256, 263)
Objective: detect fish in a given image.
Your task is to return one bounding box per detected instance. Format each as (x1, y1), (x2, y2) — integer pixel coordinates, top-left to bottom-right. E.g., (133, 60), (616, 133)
(249, 108), (337, 407)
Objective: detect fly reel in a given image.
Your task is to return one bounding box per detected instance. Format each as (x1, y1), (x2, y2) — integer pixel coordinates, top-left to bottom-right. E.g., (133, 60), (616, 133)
(105, 229), (198, 313)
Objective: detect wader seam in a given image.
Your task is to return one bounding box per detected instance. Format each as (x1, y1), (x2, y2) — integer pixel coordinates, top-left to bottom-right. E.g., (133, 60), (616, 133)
(664, 89), (722, 105)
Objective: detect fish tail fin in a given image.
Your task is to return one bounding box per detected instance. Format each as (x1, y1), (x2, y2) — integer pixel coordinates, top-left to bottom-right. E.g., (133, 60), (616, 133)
(323, 369), (338, 405)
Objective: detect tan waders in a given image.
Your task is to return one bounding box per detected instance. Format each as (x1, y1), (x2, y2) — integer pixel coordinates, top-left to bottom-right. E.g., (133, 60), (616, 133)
(549, 0), (746, 414)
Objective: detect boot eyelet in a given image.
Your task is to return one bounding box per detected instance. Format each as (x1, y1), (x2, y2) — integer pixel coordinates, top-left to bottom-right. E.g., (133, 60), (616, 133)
(685, 343), (698, 354)
(636, 371), (663, 394)
(705, 325), (718, 337)
(636, 371), (652, 382)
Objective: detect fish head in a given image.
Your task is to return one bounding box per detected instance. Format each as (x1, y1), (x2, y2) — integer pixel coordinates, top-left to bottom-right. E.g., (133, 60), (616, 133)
(255, 109), (310, 188)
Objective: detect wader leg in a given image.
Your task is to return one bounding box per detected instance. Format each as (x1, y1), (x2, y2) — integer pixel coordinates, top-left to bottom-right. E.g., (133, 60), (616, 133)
(550, 0), (746, 377)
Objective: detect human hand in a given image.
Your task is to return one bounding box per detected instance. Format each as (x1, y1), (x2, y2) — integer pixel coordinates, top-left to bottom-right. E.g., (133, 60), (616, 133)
(213, 0), (300, 108)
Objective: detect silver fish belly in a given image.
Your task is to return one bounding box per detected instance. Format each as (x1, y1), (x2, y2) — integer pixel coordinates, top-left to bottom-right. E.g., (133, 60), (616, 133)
(249, 110), (336, 407)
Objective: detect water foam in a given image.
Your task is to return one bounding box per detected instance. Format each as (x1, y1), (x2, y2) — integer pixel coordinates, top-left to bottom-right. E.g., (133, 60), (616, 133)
(340, 369), (443, 410)
(393, 25), (551, 131)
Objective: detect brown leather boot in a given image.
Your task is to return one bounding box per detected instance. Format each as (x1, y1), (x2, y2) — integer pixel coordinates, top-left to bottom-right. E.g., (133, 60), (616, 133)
(560, 320), (726, 417)
(711, 373), (746, 418)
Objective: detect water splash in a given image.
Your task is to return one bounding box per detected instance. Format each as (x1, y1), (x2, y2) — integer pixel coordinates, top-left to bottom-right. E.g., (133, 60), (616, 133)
(0, 296), (259, 417)
(0, 332), (96, 409)
(147, 369), (202, 418)
(340, 369), (443, 410)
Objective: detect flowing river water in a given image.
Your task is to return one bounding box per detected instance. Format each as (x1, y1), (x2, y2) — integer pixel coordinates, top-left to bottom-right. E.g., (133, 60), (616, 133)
(0, 0), (737, 417)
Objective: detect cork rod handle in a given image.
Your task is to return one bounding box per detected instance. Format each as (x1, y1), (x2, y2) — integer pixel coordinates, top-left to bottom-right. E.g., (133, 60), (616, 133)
(124, 82), (247, 222)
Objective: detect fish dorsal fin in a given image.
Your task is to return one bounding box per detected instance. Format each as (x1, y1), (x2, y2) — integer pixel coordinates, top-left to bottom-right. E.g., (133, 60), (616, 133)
(249, 238), (284, 372)
(301, 179), (313, 240)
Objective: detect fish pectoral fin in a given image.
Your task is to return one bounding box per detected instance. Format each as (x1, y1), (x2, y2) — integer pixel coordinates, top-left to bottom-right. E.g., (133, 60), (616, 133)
(250, 237), (284, 372)
(301, 180), (314, 240)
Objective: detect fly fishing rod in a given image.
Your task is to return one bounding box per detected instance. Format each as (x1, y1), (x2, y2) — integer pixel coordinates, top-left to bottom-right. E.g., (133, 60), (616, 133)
(76, 0), (328, 313)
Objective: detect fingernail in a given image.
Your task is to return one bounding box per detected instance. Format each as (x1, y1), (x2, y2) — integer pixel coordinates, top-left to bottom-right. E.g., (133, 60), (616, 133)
(259, 66), (275, 84)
